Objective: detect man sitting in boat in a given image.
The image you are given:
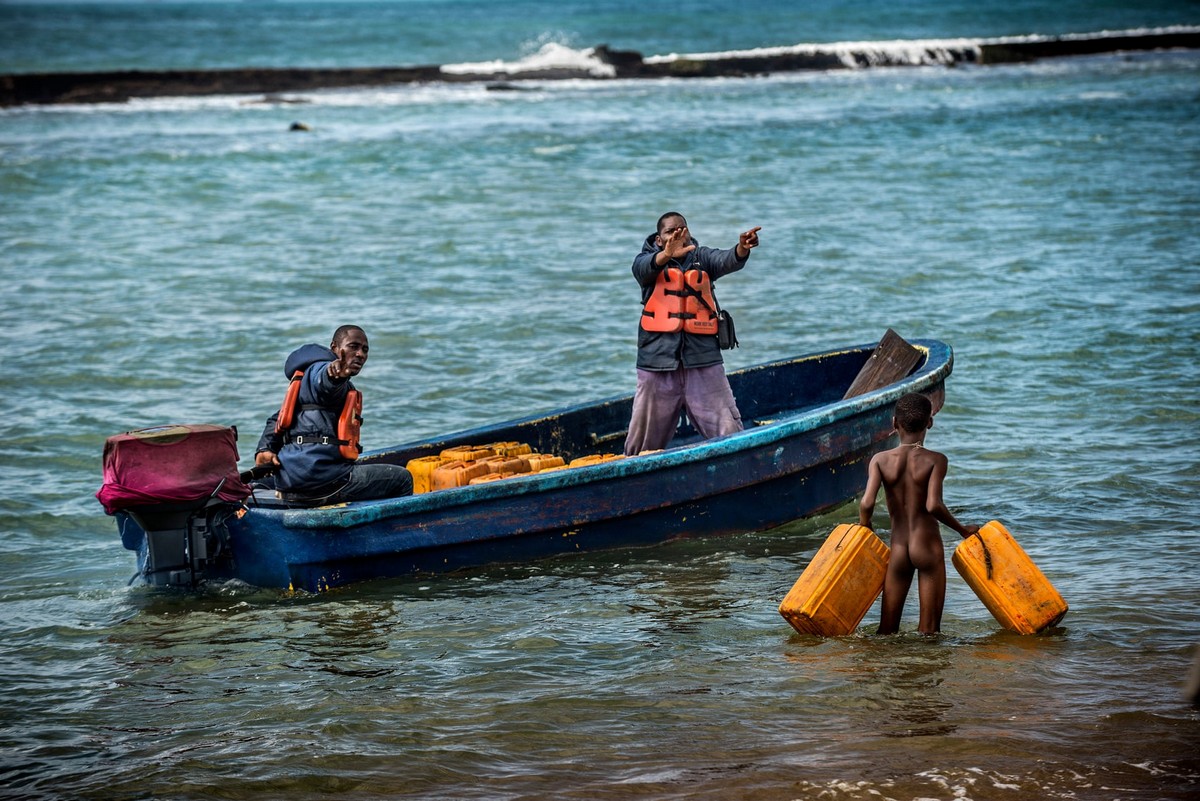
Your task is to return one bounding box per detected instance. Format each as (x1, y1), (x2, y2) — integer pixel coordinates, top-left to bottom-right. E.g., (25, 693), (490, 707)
(623, 212), (761, 455)
(254, 325), (413, 506)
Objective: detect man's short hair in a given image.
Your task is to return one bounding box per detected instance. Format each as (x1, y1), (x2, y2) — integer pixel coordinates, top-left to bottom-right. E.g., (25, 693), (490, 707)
(657, 211), (686, 235)
(894, 392), (932, 433)
(331, 324), (365, 346)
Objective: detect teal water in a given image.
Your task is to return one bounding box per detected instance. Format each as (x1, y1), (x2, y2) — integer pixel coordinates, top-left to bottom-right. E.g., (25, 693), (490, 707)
(2, 0), (1198, 73)
(1, 1), (1199, 799)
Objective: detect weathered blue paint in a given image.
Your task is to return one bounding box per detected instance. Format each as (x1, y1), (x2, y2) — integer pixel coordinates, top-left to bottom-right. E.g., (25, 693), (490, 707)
(117, 340), (953, 591)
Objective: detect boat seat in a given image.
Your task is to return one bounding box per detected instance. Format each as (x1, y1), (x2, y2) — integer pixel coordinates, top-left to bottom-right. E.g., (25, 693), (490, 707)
(246, 488), (290, 509)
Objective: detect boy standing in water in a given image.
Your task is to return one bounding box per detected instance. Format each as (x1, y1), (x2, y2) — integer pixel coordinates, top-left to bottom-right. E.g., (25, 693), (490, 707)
(859, 392), (978, 634)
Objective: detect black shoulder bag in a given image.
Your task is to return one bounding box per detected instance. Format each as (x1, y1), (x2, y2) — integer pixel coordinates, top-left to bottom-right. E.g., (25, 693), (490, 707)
(717, 308), (738, 350)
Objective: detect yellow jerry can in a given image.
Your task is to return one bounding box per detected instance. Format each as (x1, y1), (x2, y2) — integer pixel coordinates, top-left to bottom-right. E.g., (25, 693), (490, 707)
(469, 472), (515, 485)
(430, 460), (491, 491)
(778, 524), (890, 637)
(482, 456), (530, 474)
(521, 454), (566, 472)
(405, 455), (447, 495)
(568, 453), (623, 468)
(952, 520), (1068, 634)
(486, 441), (533, 457)
(439, 446), (496, 462)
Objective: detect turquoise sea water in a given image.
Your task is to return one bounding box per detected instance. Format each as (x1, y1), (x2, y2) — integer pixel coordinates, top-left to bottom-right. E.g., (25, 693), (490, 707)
(2, 1), (1199, 799)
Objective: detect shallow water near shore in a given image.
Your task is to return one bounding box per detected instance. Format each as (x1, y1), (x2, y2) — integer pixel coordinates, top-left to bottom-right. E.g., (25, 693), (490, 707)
(2, 1), (1199, 799)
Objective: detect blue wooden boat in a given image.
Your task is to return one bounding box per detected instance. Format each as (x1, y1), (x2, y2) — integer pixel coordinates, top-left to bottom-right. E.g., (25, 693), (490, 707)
(108, 338), (952, 592)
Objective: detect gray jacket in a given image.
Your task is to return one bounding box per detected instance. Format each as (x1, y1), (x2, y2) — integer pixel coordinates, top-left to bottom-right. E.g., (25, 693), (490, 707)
(632, 232), (747, 370)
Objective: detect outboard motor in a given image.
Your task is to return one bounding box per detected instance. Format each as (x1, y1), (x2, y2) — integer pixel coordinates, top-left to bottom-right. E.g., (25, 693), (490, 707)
(98, 424), (252, 587)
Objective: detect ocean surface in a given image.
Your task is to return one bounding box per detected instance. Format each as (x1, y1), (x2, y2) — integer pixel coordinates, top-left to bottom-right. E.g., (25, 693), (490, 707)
(2, 1), (1199, 799)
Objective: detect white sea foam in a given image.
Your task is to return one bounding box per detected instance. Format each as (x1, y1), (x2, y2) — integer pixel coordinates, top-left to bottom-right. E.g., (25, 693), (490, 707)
(643, 26), (1200, 70)
(983, 24), (1200, 45)
(440, 43), (617, 77)
(645, 38), (983, 69)
(6, 82), (501, 115)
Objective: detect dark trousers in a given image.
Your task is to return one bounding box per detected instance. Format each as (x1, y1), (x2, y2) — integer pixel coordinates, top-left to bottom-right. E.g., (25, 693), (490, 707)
(329, 464), (414, 503)
(623, 364), (743, 455)
(284, 463), (413, 506)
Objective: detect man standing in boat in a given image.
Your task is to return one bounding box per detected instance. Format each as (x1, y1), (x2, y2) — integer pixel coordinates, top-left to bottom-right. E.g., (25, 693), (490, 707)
(623, 212), (761, 455)
(254, 325), (413, 505)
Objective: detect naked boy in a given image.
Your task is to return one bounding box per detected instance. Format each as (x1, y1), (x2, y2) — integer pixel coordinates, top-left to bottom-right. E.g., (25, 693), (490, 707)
(859, 392), (978, 634)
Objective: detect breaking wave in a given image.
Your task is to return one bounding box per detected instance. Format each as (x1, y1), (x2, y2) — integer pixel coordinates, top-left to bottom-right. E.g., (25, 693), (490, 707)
(441, 43), (618, 77)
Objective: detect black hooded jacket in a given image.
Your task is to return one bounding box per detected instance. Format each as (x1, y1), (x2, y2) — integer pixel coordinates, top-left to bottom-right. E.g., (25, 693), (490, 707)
(631, 232), (747, 370)
(256, 343), (356, 493)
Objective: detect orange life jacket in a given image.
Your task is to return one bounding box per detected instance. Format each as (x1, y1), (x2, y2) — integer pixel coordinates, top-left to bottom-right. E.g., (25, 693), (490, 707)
(336, 389), (363, 461)
(275, 369), (362, 461)
(640, 267), (719, 335)
(274, 371), (305, 433)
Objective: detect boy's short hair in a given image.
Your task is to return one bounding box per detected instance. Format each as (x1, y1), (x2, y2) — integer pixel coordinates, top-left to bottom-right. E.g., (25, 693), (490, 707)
(894, 392), (932, 433)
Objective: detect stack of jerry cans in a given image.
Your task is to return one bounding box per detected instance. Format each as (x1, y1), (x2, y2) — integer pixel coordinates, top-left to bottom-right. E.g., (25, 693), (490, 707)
(779, 524), (890, 636)
(952, 520), (1068, 634)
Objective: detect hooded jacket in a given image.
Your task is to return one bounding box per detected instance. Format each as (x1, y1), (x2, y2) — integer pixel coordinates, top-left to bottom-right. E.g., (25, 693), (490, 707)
(256, 343), (356, 493)
(632, 232), (747, 370)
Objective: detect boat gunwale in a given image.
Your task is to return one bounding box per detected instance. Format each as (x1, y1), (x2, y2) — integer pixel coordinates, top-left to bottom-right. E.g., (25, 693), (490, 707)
(268, 339), (952, 531)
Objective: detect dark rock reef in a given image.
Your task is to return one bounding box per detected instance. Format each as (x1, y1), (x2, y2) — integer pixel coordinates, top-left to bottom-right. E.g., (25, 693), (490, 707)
(1, 30), (1196, 108)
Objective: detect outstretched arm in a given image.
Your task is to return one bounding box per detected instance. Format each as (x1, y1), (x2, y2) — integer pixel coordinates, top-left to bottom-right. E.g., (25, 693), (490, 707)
(925, 456), (978, 538)
(859, 455), (881, 528)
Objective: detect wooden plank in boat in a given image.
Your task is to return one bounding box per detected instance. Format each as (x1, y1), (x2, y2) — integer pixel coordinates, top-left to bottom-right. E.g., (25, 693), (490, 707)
(843, 328), (923, 399)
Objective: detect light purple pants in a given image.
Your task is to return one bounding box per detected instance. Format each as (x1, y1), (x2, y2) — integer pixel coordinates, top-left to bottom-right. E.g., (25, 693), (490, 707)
(623, 365), (744, 456)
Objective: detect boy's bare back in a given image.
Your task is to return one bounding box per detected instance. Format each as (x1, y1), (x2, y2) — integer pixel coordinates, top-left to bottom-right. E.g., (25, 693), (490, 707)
(868, 444), (950, 569)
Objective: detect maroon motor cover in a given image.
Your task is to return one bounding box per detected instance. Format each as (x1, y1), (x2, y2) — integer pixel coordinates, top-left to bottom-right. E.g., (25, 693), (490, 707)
(96, 424), (251, 515)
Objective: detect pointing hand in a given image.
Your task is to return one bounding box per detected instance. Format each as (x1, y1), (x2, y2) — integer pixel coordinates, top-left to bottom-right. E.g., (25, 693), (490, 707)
(739, 226), (761, 250)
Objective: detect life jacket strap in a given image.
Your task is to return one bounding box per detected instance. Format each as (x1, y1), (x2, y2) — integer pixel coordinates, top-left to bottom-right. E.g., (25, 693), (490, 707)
(286, 432), (351, 447)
